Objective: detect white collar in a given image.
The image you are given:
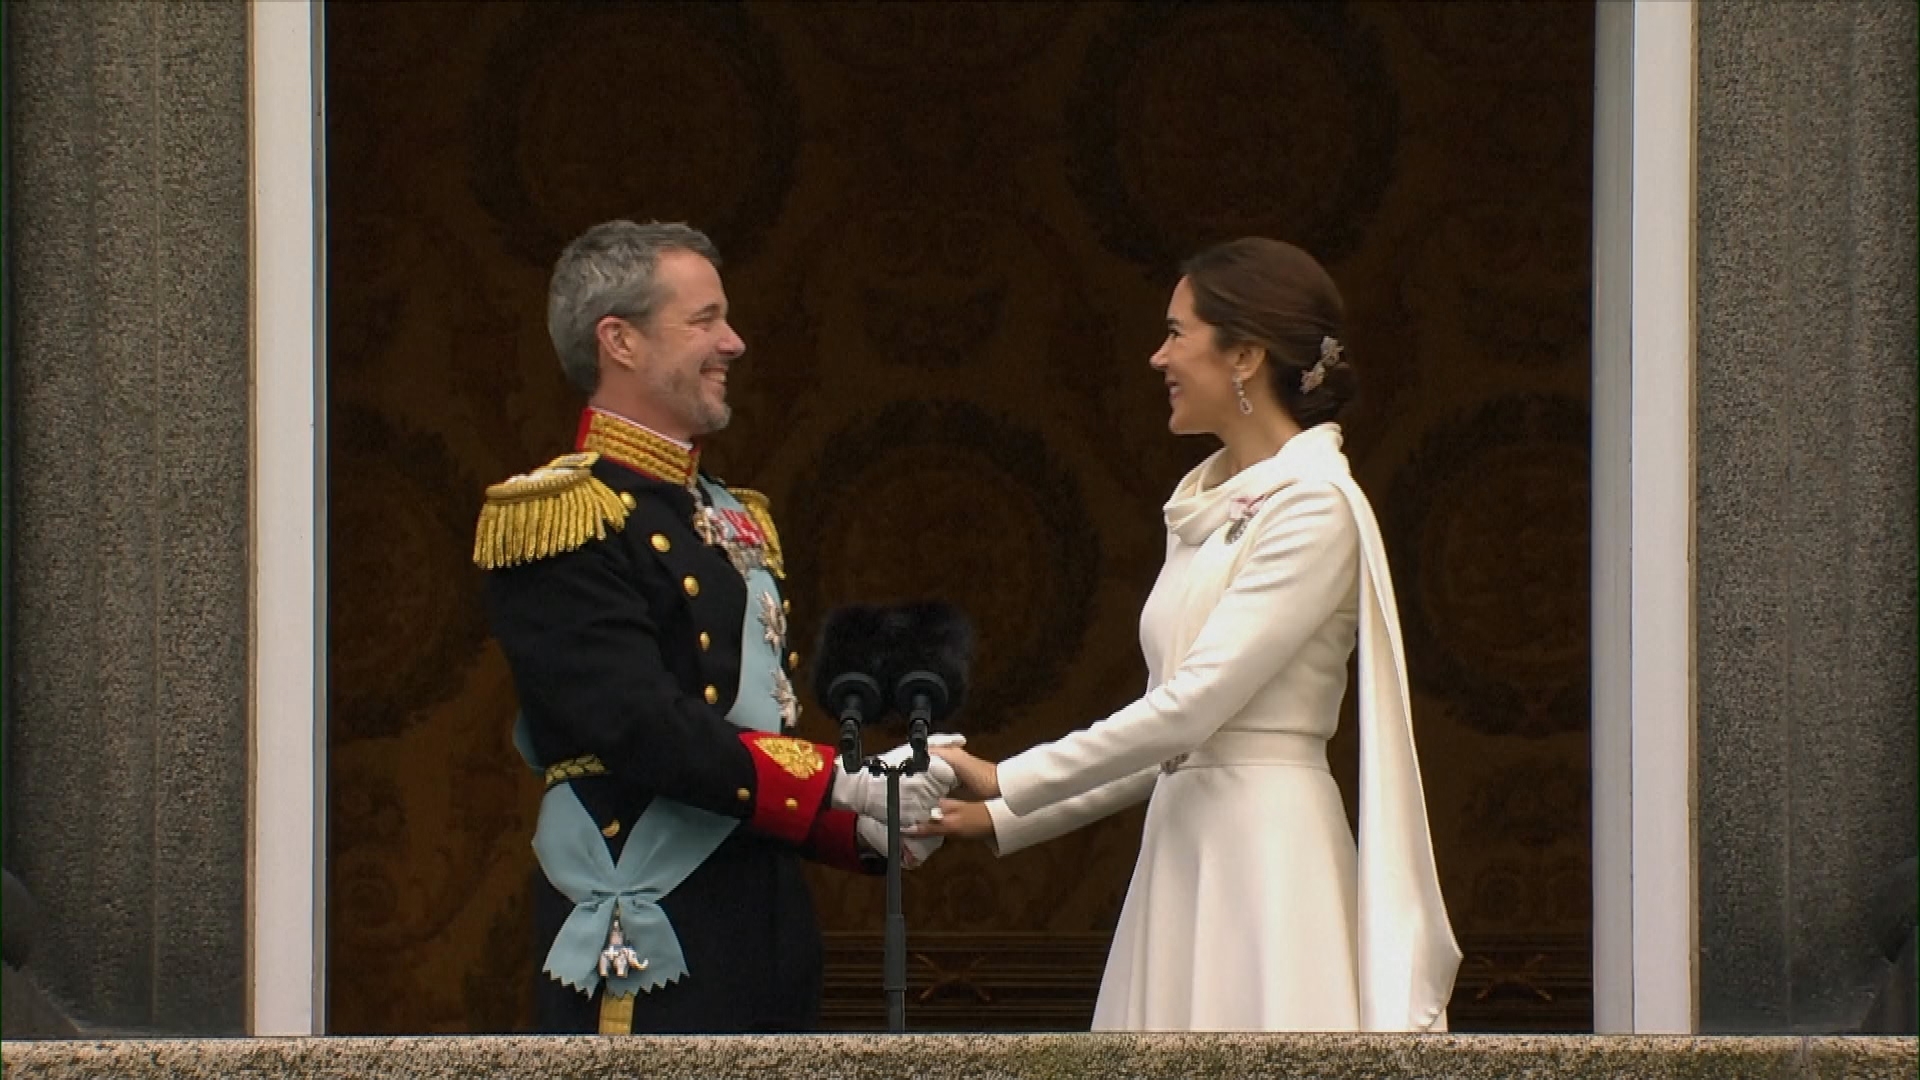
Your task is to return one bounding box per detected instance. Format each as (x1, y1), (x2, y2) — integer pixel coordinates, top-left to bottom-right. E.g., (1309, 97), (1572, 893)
(1163, 424), (1348, 546)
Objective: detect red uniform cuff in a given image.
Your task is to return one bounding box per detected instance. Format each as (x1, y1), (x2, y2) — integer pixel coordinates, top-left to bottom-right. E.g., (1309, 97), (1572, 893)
(739, 732), (836, 846)
(802, 808), (874, 874)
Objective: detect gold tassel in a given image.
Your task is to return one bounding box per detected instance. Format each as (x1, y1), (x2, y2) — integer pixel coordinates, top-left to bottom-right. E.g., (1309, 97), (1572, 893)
(597, 990), (635, 1035)
(728, 487), (784, 579)
(472, 453), (630, 570)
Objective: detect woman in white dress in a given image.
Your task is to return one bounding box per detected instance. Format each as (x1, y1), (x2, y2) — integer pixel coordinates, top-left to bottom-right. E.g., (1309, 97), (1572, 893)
(910, 238), (1460, 1032)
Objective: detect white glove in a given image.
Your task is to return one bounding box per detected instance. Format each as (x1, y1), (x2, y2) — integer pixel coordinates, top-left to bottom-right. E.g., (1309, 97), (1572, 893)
(857, 816), (943, 869)
(830, 735), (965, 822)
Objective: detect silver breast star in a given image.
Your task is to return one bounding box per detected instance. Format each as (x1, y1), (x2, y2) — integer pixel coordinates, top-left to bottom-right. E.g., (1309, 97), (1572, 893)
(772, 668), (800, 729)
(759, 591), (786, 647)
(758, 593), (797, 727)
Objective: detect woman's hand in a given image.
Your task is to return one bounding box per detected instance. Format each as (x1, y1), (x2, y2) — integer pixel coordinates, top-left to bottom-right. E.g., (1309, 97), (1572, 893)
(904, 798), (994, 841)
(930, 744), (1000, 800)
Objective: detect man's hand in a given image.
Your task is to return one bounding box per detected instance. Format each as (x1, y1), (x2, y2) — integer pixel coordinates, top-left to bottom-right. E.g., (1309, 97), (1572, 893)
(830, 735), (965, 821)
(856, 816), (942, 869)
(898, 752), (958, 824)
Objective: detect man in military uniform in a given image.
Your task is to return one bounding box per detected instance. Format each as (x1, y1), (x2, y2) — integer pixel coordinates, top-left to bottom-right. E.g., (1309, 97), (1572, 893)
(476, 220), (953, 1034)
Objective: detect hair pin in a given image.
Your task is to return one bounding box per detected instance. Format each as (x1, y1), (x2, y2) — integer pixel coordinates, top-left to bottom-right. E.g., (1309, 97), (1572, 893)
(1301, 335), (1342, 393)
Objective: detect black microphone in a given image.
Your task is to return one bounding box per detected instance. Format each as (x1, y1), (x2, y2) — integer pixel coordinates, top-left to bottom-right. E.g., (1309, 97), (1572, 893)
(812, 604), (892, 774)
(874, 601), (974, 771)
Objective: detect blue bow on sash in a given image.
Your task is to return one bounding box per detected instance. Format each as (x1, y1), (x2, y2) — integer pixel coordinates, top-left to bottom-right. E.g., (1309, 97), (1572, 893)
(534, 783), (737, 996)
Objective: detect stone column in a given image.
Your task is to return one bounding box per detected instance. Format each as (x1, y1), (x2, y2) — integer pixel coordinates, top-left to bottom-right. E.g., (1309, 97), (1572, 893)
(4, 0), (251, 1035)
(1695, 0), (1919, 1034)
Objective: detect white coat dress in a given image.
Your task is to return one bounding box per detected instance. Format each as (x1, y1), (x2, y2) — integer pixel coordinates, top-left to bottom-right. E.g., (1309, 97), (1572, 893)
(984, 423), (1460, 1032)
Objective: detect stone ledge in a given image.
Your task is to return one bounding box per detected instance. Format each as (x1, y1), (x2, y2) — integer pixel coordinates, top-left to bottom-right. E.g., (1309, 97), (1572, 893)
(2, 1035), (1915, 1080)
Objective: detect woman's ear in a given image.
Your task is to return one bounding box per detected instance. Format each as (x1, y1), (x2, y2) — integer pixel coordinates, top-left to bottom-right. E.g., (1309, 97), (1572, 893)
(1232, 343), (1267, 384)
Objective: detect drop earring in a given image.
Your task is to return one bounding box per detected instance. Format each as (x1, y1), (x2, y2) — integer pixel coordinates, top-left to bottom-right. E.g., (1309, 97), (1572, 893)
(1233, 375), (1253, 416)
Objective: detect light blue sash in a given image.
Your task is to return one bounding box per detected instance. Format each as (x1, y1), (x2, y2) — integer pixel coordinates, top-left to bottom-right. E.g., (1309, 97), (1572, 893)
(518, 481), (791, 998)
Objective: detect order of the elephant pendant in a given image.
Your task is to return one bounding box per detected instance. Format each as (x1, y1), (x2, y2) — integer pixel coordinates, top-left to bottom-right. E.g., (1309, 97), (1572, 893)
(599, 913), (647, 978)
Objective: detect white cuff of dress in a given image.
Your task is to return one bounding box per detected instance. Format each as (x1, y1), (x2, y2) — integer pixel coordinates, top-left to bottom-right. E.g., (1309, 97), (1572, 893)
(984, 798), (1023, 857)
(995, 751), (1045, 817)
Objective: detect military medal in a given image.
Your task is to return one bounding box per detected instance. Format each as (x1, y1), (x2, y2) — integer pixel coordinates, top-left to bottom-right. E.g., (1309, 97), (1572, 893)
(716, 508), (769, 577)
(694, 489), (771, 579)
(692, 503), (721, 548)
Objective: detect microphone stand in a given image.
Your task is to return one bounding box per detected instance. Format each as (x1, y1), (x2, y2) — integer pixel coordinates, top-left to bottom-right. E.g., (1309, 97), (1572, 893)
(864, 675), (940, 1032)
(861, 749), (926, 1033)
(825, 671), (908, 1028)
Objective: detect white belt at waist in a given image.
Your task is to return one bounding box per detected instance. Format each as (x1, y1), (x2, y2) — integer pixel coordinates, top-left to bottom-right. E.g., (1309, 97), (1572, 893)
(1162, 730), (1328, 774)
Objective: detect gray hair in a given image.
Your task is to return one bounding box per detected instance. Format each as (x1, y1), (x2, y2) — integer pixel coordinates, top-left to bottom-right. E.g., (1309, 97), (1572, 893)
(546, 220), (722, 394)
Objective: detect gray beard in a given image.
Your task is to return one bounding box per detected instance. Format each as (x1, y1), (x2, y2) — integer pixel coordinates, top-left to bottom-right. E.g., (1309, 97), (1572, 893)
(695, 402), (732, 435)
(647, 365), (731, 436)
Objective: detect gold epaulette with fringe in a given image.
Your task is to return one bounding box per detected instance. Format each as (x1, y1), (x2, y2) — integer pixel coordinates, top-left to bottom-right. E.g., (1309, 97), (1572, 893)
(728, 487), (784, 578)
(473, 452), (630, 570)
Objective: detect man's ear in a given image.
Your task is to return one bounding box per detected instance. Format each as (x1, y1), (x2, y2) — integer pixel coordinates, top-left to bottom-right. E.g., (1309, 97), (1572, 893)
(596, 315), (643, 374)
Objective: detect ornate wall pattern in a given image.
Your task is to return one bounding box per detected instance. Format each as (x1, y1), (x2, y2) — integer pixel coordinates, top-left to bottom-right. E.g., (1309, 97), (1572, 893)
(325, 0), (1594, 1034)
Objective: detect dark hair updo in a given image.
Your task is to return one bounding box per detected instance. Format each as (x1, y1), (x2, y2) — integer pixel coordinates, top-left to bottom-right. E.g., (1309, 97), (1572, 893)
(1179, 237), (1357, 428)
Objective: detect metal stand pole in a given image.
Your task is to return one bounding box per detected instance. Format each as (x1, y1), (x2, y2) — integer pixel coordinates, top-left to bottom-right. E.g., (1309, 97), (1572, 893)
(883, 766), (906, 1033)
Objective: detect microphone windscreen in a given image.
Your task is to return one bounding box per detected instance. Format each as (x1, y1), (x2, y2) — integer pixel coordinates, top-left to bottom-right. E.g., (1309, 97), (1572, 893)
(882, 600), (975, 718)
(811, 604), (890, 708)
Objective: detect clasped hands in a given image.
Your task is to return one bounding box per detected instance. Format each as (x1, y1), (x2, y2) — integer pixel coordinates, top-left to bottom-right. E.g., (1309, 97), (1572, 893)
(901, 743), (999, 843)
(827, 734), (973, 868)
